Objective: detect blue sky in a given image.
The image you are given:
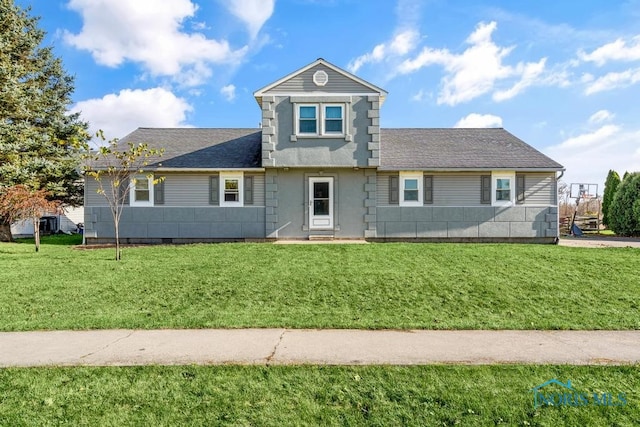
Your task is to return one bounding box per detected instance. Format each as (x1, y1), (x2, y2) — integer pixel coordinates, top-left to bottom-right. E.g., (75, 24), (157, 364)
(19, 0), (640, 190)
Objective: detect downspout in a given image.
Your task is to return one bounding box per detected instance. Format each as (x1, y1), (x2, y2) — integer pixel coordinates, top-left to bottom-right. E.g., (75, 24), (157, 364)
(555, 170), (565, 244)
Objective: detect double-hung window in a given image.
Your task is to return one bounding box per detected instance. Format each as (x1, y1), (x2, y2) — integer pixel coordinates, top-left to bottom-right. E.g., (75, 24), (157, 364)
(219, 172), (244, 206)
(130, 175), (154, 206)
(224, 178), (239, 202)
(496, 178), (511, 201)
(399, 172), (423, 206)
(298, 105), (318, 134)
(323, 105), (343, 134)
(491, 172), (515, 206)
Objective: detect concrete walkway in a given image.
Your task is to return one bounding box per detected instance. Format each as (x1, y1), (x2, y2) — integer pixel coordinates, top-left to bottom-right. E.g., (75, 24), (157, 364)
(1, 329), (639, 367)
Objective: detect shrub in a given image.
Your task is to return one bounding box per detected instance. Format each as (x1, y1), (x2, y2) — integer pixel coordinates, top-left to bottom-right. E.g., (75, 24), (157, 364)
(608, 172), (640, 236)
(602, 170), (621, 227)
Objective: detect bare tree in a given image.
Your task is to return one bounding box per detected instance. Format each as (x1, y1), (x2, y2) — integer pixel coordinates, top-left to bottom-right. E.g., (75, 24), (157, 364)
(557, 180), (572, 218)
(83, 132), (163, 260)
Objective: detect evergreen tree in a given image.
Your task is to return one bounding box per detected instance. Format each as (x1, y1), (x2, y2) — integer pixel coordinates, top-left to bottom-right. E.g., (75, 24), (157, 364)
(0, 0), (88, 241)
(609, 172), (640, 236)
(601, 169), (621, 227)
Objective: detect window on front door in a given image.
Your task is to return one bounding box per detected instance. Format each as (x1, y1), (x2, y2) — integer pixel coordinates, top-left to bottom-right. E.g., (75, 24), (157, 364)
(313, 182), (330, 215)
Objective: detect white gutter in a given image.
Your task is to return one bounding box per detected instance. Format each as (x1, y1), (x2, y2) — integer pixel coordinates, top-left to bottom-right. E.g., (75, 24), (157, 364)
(153, 168), (266, 172)
(377, 167), (566, 172)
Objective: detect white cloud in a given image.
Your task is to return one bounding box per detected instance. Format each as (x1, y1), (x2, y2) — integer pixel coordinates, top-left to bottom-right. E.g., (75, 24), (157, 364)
(546, 125), (640, 190)
(71, 88), (192, 139)
(220, 84), (236, 101)
(584, 67), (640, 94)
(578, 35), (640, 66)
(454, 113), (503, 128)
(221, 0), (275, 39)
(397, 21), (547, 105)
(492, 58), (547, 101)
(347, 30), (420, 73)
(553, 124), (620, 149)
(589, 110), (615, 124)
(64, 0), (247, 86)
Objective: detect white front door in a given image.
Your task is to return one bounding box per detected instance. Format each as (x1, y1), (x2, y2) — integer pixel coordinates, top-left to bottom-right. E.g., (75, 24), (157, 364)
(309, 177), (333, 229)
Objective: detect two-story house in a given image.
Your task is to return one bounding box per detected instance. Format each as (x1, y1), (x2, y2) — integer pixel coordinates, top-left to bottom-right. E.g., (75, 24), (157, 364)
(84, 58), (564, 243)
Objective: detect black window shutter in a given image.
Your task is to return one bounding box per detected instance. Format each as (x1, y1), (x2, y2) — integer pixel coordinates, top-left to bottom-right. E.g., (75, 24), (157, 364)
(244, 175), (253, 205)
(424, 175), (433, 204)
(209, 175), (219, 205)
(481, 175), (491, 204)
(516, 174), (525, 204)
(154, 178), (165, 205)
(389, 175), (399, 205)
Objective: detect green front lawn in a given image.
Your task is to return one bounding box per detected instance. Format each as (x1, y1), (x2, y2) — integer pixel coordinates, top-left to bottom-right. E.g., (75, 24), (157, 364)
(0, 365), (637, 425)
(1, 236), (638, 331)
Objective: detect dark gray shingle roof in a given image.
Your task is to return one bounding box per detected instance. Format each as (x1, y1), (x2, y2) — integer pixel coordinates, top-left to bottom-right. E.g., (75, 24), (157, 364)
(380, 128), (564, 170)
(118, 128), (262, 169)
(114, 127), (562, 171)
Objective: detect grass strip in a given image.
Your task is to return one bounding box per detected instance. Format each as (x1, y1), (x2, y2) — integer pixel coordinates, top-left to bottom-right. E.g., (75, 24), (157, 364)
(0, 365), (637, 426)
(1, 235), (638, 331)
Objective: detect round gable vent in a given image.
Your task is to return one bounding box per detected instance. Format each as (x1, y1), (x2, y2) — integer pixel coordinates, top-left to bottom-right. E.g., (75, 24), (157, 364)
(313, 70), (328, 87)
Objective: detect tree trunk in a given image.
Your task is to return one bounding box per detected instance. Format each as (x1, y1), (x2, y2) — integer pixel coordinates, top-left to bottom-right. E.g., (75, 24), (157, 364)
(115, 223), (121, 261)
(0, 220), (12, 242)
(33, 218), (40, 252)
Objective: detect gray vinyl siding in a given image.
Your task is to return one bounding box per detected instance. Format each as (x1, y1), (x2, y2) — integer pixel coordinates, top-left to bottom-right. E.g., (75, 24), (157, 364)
(86, 173), (265, 208)
(85, 177), (109, 206)
(523, 173), (556, 205)
(163, 173), (265, 207)
(84, 177), (129, 206)
(433, 174), (482, 206)
(164, 175), (210, 206)
(266, 64), (374, 94)
(377, 173), (556, 207)
(376, 172), (396, 206)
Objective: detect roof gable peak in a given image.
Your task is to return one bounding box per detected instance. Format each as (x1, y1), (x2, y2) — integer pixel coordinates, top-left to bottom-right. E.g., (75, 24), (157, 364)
(253, 58), (387, 105)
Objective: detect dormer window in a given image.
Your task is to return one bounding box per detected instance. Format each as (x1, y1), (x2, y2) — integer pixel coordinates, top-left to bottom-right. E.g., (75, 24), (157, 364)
(296, 103), (344, 137)
(324, 105), (343, 134)
(298, 105), (318, 134)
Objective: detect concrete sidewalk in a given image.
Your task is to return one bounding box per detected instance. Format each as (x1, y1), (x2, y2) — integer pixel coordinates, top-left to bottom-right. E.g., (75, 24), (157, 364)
(1, 329), (639, 367)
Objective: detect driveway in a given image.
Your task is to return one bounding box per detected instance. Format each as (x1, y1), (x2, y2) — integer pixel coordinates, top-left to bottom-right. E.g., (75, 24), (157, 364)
(559, 236), (640, 248)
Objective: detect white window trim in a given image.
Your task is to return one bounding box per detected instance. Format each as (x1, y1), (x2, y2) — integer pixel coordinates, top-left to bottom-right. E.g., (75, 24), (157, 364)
(322, 104), (344, 135)
(399, 171), (423, 206)
(492, 171), (515, 206)
(130, 174), (154, 207)
(295, 103), (345, 137)
(219, 171), (244, 207)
